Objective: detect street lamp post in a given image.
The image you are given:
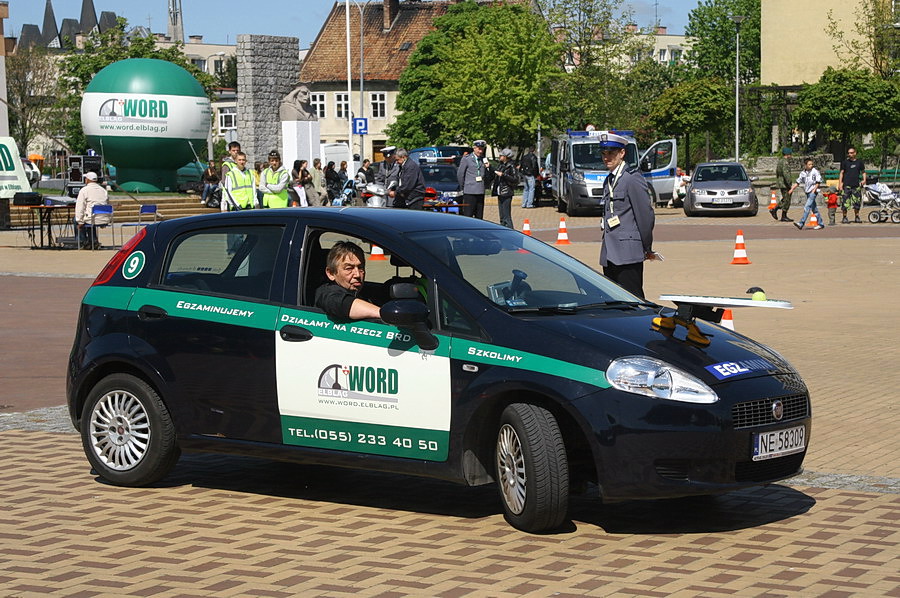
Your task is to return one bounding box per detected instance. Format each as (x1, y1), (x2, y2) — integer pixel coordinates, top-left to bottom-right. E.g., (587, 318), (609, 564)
(730, 15), (746, 162)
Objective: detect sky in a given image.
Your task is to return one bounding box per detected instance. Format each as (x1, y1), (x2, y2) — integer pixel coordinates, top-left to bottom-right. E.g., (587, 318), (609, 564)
(8, 0), (700, 48)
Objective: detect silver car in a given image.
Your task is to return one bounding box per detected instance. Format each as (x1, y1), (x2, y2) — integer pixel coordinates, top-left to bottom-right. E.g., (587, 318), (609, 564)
(684, 162), (758, 216)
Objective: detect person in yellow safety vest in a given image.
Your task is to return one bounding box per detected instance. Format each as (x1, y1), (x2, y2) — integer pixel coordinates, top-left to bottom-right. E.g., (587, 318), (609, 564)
(221, 151), (258, 211)
(260, 150), (291, 208)
(220, 141), (241, 182)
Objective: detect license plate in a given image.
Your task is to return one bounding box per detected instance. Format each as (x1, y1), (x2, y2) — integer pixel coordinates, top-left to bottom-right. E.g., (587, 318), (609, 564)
(712, 197), (733, 204)
(752, 425), (805, 461)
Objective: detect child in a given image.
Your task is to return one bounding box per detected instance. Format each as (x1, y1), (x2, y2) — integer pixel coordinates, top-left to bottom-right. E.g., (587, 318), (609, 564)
(824, 186), (839, 225)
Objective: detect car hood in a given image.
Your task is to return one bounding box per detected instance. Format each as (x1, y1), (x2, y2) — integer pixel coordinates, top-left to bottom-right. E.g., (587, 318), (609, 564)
(525, 312), (795, 386)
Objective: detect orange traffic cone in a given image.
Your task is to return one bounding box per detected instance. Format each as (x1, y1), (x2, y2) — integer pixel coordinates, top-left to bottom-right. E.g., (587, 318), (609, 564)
(768, 190), (778, 211)
(720, 309), (735, 330)
(806, 212), (819, 228)
(555, 218), (571, 245)
(522, 219), (532, 236)
(730, 229), (751, 264)
(369, 244), (387, 261)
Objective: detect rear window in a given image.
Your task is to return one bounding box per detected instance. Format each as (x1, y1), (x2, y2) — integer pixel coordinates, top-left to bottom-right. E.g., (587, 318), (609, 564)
(161, 225), (284, 301)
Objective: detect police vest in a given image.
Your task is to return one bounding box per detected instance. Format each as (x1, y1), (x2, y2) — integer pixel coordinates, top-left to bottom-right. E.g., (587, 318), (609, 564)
(227, 168), (256, 209)
(261, 167), (289, 208)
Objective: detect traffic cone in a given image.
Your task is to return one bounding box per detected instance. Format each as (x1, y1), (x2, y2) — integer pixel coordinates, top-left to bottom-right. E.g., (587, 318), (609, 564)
(522, 219), (532, 236)
(555, 218), (571, 245)
(730, 229), (751, 264)
(720, 309), (735, 330)
(768, 190), (778, 211)
(806, 212), (819, 228)
(369, 244), (387, 261)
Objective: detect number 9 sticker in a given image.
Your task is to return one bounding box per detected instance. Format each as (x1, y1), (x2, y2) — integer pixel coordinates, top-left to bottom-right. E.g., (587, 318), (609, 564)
(122, 251), (146, 280)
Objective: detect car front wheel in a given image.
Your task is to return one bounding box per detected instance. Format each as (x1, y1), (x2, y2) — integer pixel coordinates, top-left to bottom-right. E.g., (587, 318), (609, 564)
(81, 374), (180, 486)
(495, 403), (569, 533)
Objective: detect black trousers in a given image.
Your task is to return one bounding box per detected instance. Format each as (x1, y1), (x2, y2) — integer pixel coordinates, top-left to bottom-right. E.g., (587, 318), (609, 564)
(462, 193), (485, 219)
(603, 261), (645, 299)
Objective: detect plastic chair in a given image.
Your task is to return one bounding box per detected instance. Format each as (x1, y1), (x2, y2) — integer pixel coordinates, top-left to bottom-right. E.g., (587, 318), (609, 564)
(82, 204), (115, 250)
(118, 204), (158, 242)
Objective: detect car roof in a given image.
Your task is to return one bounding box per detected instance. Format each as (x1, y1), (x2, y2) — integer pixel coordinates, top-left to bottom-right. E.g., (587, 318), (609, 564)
(154, 207), (500, 236)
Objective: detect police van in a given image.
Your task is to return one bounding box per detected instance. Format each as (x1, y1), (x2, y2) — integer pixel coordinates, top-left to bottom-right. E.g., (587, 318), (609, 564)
(67, 208), (810, 533)
(550, 130), (677, 216)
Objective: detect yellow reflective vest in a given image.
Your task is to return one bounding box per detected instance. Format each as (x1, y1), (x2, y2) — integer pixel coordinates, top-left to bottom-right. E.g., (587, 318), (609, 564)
(226, 167), (256, 209)
(261, 166), (290, 208)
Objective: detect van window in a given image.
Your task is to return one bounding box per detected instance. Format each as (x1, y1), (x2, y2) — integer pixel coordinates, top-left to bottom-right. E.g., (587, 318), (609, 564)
(162, 225), (284, 300)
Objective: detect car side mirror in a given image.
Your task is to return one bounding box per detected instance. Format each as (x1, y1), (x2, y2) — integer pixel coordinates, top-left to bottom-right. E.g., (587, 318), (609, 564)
(640, 158), (652, 172)
(380, 298), (439, 351)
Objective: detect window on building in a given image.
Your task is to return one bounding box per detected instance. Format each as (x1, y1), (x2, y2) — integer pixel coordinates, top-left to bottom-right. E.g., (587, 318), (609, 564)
(335, 92), (350, 119)
(191, 58), (207, 72)
(670, 49), (682, 63)
(311, 93), (326, 118)
(213, 59), (224, 74)
(658, 49), (666, 63)
(219, 107), (237, 134)
(370, 92), (386, 119)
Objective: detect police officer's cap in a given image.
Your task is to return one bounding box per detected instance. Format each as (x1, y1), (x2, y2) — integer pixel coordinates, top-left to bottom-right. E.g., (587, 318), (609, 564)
(596, 132), (628, 149)
(473, 140), (487, 148)
(382, 146), (396, 156)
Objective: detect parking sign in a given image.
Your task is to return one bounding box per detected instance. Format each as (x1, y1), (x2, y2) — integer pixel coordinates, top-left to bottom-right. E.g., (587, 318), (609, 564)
(352, 118), (368, 135)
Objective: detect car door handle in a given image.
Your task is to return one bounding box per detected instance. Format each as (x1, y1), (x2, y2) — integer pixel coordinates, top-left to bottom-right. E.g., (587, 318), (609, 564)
(137, 305), (168, 320)
(279, 325), (313, 342)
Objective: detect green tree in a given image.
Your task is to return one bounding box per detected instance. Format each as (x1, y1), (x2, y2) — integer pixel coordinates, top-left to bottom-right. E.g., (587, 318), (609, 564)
(825, 0), (900, 79)
(388, 1), (564, 150)
(216, 54), (237, 89)
(794, 67), (900, 150)
(52, 18), (216, 153)
(647, 77), (732, 169)
(4, 44), (59, 154)
(685, 0), (760, 84)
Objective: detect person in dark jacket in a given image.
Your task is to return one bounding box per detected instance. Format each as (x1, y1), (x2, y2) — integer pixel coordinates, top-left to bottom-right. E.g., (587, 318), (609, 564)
(457, 139), (494, 219)
(519, 146), (539, 208)
(324, 161), (342, 201)
(493, 148), (519, 228)
(597, 132), (656, 298)
(391, 148), (426, 209)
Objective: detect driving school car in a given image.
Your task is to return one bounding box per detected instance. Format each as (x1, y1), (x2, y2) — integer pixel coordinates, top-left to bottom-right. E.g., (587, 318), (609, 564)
(67, 208), (810, 533)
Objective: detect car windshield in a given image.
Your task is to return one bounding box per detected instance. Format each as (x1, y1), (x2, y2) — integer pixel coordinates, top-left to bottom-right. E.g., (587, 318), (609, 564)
(572, 142), (639, 171)
(407, 229), (644, 312)
(422, 165), (457, 185)
(694, 165), (748, 182)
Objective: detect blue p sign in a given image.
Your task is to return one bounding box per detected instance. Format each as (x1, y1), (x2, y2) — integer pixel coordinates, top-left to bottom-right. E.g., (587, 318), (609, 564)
(352, 118), (368, 135)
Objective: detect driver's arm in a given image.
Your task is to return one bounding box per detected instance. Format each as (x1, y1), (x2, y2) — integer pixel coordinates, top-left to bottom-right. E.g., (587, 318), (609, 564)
(349, 298), (381, 319)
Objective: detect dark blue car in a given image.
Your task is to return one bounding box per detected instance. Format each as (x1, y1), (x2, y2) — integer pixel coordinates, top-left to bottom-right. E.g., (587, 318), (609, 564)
(67, 208), (810, 532)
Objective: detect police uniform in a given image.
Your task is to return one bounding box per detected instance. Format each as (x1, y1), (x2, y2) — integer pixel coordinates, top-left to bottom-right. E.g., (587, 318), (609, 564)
(375, 146), (400, 190)
(597, 132), (655, 298)
(457, 140), (493, 219)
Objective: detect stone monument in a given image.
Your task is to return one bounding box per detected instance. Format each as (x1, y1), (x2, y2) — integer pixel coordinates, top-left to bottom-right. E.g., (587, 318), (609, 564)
(280, 84), (320, 173)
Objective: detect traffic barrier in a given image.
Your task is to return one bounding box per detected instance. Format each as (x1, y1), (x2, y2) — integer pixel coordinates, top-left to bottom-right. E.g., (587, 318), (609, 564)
(730, 229), (751, 264)
(555, 218), (571, 245)
(369, 244), (387, 261)
(720, 309), (735, 330)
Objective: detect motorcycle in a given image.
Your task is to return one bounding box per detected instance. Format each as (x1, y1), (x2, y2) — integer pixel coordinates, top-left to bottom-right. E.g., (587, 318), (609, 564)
(360, 180), (396, 208)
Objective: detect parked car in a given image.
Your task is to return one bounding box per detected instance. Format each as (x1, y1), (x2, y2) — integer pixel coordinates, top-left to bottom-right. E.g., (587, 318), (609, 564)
(684, 162), (759, 217)
(420, 157), (462, 205)
(408, 145), (472, 166)
(67, 209), (810, 533)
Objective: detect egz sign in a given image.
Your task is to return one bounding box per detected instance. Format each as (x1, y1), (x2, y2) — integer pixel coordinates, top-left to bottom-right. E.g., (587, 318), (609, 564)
(0, 137), (33, 198)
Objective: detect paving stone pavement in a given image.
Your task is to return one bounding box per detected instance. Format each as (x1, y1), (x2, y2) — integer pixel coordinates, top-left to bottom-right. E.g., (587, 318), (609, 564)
(1, 205), (899, 597)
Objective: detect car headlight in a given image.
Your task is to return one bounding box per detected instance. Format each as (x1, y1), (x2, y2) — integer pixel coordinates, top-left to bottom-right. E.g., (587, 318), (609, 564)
(572, 171), (585, 182)
(606, 356), (718, 403)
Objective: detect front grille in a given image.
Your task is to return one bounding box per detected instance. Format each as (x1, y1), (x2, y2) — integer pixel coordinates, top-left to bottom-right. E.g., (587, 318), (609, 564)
(655, 460), (690, 481)
(732, 394), (809, 429)
(735, 452), (805, 482)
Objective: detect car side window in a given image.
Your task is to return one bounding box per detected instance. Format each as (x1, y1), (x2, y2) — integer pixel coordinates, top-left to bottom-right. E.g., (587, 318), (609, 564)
(162, 225), (284, 301)
(436, 288), (481, 338)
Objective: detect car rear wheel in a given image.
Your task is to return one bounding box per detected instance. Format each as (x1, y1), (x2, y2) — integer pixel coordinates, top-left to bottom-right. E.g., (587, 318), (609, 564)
(81, 374), (180, 486)
(495, 403), (569, 533)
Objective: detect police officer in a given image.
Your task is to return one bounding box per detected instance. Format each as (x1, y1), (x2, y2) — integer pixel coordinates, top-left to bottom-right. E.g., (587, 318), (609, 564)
(458, 140), (493, 219)
(375, 146), (400, 191)
(597, 132), (656, 298)
(391, 148), (426, 209)
(260, 150), (291, 208)
(221, 151), (258, 211)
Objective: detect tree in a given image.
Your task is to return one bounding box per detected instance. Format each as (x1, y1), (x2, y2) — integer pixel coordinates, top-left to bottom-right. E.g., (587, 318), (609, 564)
(647, 77), (732, 169)
(216, 54), (237, 89)
(4, 44), (59, 154)
(794, 67), (900, 150)
(388, 1), (565, 150)
(52, 18), (216, 153)
(825, 1), (900, 80)
(685, 0), (760, 84)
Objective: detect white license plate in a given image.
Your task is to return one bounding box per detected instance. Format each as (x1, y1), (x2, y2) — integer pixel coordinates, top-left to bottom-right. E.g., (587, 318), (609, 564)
(752, 425), (805, 461)
(712, 197), (733, 204)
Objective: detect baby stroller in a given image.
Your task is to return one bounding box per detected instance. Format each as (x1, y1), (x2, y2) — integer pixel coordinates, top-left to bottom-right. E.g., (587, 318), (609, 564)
(863, 176), (900, 223)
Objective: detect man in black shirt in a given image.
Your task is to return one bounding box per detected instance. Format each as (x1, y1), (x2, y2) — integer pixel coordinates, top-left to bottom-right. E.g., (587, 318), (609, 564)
(838, 147), (866, 223)
(391, 148), (426, 209)
(315, 242), (384, 320)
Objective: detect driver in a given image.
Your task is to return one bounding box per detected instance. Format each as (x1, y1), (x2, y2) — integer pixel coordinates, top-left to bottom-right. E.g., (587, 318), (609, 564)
(315, 241), (384, 320)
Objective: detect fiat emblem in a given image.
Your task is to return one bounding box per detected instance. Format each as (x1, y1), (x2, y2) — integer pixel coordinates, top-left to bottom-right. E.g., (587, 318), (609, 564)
(771, 400), (784, 421)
